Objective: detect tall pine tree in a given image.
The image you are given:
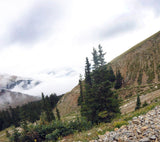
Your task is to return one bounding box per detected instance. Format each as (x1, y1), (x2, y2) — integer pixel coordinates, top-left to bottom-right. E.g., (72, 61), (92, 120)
(80, 57), (94, 121)
(135, 94), (141, 110)
(79, 46), (120, 124)
(92, 48), (99, 70)
(85, 57), (92, 86)
(56, 107), (61, 120)
(41, 94), (55, 122)
(92, 65), (120, 123)
(98, 44), (106, 66)
(78, 74), (83, 106)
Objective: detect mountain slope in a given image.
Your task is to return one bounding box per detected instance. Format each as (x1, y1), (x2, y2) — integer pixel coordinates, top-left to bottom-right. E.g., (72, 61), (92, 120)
(56, 31), (160, 117)
(0, 89), (40, 110)
(111, 31), (160, 86)
(56, 85), (80, 117)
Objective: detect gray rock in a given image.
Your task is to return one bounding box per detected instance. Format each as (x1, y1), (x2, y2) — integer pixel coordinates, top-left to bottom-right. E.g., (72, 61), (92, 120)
(98, 135), (106, 140)
(132, 119), (140, 125)
(90, 106), (160, 142)
(139, 137), (150, 142)
(113, 135), (119, 141)
(149, 135), (156, 140)
(137, 129), (142, 134)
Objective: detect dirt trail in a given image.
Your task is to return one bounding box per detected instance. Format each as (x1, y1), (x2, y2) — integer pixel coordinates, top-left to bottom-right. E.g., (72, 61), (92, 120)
(120, 89), (160, 114)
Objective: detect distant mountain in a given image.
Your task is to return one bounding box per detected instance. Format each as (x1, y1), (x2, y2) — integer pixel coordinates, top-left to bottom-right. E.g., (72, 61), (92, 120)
(0, 74), (40, 90)
(0, 89), (40, 110)
(0, 68), (77, 110)
(0, 74), (41, 110)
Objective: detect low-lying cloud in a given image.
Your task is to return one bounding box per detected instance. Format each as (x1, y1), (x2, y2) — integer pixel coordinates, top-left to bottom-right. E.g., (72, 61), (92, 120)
(12, 67), (79, 96)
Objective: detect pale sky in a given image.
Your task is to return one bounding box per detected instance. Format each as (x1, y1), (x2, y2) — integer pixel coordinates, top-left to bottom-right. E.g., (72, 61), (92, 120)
(0, 0), (160, 96)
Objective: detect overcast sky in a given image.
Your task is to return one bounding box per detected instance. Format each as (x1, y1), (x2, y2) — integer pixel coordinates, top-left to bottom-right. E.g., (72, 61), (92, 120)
(0, 0), (160, 95)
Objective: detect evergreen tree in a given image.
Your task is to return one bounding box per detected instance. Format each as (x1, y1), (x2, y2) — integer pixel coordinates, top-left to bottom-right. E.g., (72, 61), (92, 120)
(108, 66), (115, 82)
(56, 107), (61, 120)
(92, 48), (99, 70)
(41, 94), (55, 122)
(19, 106), (27, 122)
(78, 74), (83, 106)
(49, 93), (59, 108)
(46, 109), (55, 122)
(85, 57), (92, 86)
(92, 65), (120, 123)
(98, 44), (106, 66)
(115, 70), (123, 89)
(0, 118), (3, 130)
(1, 110), (11, 129)
(41, 93), (45, 111)
(80, 48), (120, 124)
(45, 96), (55, 122)
(135, 94), (141, 110)
(80, 57), (93, 121)
(0, 93), (61, 131)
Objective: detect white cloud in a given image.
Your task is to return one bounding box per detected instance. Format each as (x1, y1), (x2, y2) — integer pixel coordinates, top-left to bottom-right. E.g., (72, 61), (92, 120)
(0, 0), (159, 95)
(12, 67), (79, 96)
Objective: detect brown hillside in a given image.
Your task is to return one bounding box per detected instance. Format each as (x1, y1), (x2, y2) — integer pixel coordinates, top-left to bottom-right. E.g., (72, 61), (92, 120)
(111, 31), (160, 86)
(56, 85), (80, 117)
(57, 31), (160, 117)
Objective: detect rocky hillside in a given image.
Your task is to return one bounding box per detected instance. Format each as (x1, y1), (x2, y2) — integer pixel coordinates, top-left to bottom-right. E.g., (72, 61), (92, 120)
(111, 31), (160, 86)
(91, 106), (160, 142)
(56, 85), (80, 117)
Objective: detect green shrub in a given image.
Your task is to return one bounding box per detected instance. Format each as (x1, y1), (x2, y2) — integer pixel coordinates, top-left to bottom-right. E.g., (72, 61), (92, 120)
(20, 131), (42, 142)
(5, 130), (10, 138)
(142, 101), (148, 107)
(46, 129), (60, 141)
(9, 128), (20, 142)
(135, 94), (141, 110)
(9, 118), (93, 142)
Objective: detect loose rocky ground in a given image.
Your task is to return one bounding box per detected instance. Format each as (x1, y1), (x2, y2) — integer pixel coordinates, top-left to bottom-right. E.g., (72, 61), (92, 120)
(120, 88), (160, 114)
(91, 106), (160, 142)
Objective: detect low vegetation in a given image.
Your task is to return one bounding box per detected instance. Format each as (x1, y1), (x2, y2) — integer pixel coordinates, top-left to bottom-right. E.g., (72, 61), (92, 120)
(8, 117), (92, 142)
